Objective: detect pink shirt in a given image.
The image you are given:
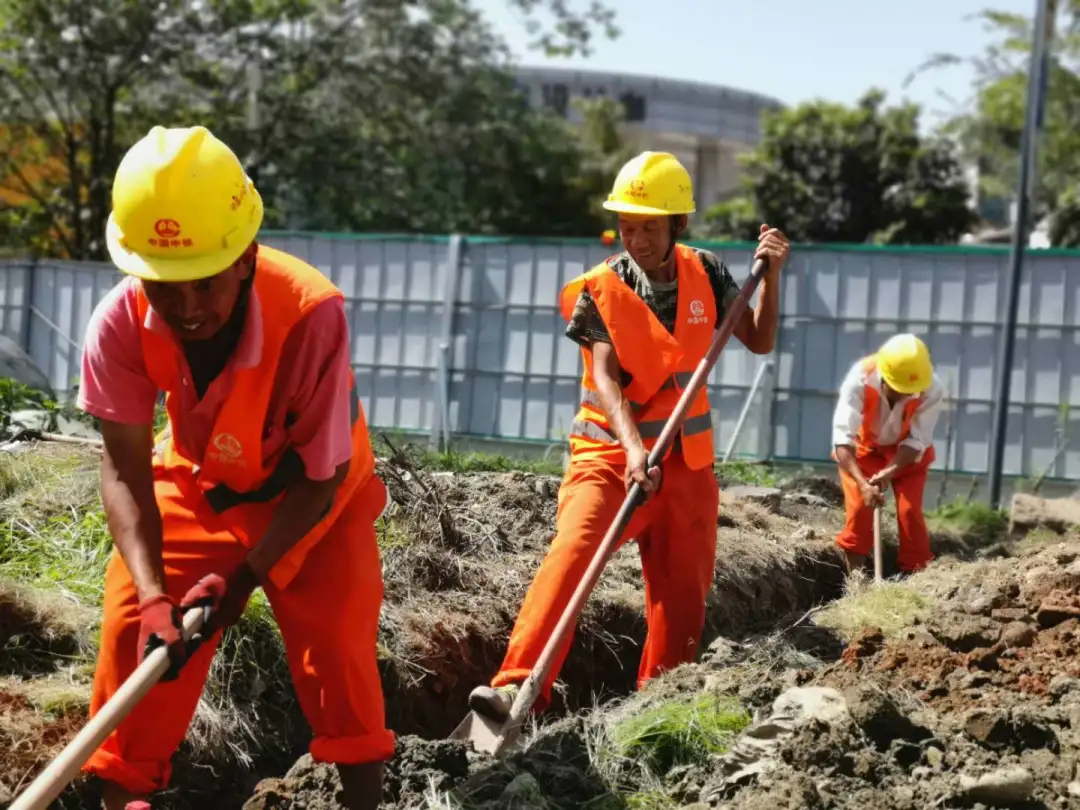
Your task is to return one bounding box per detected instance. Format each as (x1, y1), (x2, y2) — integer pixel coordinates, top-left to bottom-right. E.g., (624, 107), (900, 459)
(78, 276), (354, 481)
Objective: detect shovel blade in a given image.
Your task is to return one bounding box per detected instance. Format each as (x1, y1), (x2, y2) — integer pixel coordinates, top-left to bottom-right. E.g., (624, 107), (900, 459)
(448, 710), (525, 757)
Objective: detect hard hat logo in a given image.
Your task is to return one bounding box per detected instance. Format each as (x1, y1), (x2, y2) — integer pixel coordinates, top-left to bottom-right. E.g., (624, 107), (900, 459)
(154, 219), (181, 239)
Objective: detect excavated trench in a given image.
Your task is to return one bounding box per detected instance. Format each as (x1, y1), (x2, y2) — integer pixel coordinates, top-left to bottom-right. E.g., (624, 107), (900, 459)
(6, 457), (855, 810)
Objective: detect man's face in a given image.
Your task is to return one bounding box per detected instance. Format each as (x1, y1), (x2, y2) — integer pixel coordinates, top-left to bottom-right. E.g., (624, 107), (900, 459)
(141, 245), (255, 342)
(618, 214), (685, 272)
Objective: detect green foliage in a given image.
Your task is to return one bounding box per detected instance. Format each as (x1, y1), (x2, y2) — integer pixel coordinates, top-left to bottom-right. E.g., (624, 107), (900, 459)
(0, 377), (95, 434)
(609, 694), (750, 775)
(911, 4), (1080, 244)
(927, 498), (1009, 539)
(715, 460), (779, 488)
(372, 433), (565, 476)
(0, 0), (624, 256)
(700, 90), (977, 245)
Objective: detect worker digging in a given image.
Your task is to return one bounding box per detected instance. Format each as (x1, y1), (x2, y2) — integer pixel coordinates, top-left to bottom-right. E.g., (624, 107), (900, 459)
(7, 134), (959, 810)
(466, 151), (791, 723)
(830, 333), (945, 577)
(74, 126), (394, 810)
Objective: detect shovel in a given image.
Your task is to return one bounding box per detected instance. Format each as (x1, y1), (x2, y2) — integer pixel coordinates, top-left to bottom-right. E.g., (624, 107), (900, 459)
(449, 256), (771, 757)
(872, 503), (883, 584)
(9, 607), (207, 810)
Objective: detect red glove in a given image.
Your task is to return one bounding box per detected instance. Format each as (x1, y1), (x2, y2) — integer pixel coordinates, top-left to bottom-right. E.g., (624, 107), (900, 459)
(137, 593), (185, 680)
(180, 561), (260, 636)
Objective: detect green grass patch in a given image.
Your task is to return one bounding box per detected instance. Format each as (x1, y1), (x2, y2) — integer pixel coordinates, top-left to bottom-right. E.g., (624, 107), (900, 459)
(715, 459), (779, 488)
(814, 580), (931, 640)
(373, 433), (564, 477)
(610, 694), (751, 775)
(927, 498), (1008, 540)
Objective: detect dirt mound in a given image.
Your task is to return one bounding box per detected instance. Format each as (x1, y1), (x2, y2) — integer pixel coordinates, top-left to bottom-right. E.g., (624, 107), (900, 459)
(0, 441), (856, 810)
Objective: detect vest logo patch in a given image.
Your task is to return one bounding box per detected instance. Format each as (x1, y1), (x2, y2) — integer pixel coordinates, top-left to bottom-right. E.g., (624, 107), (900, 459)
(687, 299), (709, 325)
(209, 432), (246, 467)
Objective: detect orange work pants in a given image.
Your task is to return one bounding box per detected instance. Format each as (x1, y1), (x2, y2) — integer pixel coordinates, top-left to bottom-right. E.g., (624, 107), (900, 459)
(83, 472), (395, 795)
(491, 451), (719, 710)
(835, 446), (936, 572)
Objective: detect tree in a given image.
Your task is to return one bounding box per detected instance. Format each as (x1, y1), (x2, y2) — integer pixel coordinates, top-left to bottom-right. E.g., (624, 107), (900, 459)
(0, 0), (622, 258)
(906, 4), (1080, 245)
(699, 89), (977, 245)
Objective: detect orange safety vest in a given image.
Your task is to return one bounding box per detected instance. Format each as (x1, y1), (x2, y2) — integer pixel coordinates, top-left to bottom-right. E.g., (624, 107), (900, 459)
(136, 244), (376, 590)
(558, 244), (716, 470)
(855, 356), (929, 459)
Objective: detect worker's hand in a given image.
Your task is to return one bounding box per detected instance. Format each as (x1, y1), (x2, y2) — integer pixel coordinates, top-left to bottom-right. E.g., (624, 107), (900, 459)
(137, 593), (187, 681)
(755, 224), (790, 278)
(626, 445), (662, 501)
(867, 466), (897, 491)
(858, 480), (885, 509)
(180, 561), (260, 639)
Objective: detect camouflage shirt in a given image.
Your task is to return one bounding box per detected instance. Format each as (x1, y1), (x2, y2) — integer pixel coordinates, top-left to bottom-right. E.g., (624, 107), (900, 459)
(565, 248), (741, 348)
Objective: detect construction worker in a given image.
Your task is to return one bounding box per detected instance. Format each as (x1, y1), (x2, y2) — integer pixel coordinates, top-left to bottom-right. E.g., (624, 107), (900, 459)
(831, 333), (945, 575)
(467, 151), (790, 720)
(76, 126), (392, 810)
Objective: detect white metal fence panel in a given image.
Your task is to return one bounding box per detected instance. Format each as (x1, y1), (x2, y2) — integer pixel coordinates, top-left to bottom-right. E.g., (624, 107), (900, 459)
(3, 235), (1079, 480)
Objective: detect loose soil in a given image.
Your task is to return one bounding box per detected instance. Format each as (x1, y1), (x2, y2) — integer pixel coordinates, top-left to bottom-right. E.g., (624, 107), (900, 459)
(3, 441), (1073, 809)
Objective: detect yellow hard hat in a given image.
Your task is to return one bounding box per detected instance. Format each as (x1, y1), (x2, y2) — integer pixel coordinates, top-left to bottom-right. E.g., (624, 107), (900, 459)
(602, 151), (696, 216)
(105, 125), (264, 283)
(877, 333), (933, 395)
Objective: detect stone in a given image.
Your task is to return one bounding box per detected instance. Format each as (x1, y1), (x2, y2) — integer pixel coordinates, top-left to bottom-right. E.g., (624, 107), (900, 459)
(1037, 590), (1080, 628)
(1000, 621), (1037, 649)
(958, 766), (1034, 804)
(991, 607), (1031, 623)
(724, 485), (783, 511)
(1010, 492), (1080, 535)
(1049, 675), (1080, 702)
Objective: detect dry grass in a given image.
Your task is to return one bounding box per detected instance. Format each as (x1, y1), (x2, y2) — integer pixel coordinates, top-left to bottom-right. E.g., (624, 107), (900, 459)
(813, 573), (932, 641)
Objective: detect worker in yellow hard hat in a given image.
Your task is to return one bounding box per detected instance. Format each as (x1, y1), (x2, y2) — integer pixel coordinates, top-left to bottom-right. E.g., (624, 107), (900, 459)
(77, 126), (392, 809)
(831, 333), (945, 575)
(467, 151), (791, 721)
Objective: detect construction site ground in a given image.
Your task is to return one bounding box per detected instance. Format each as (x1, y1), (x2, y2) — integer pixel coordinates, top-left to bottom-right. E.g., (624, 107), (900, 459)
(1, 437), (1079, 809)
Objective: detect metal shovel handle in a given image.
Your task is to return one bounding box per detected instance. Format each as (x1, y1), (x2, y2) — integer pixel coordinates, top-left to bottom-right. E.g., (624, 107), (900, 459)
(9, 607), (206, 810)
(493, 257), (770, 749)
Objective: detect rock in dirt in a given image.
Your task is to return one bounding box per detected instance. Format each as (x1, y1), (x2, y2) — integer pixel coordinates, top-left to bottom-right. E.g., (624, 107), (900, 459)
(1010, 492), (1080, 535)
(958, 766), (1035, 805)
(991, 607), (1032, 623)
(842, 684), (932, 749)
(933, 616), (1001, 652)
(724, 485), (783, 511)
(1037, 589), (1080, 628)
(699, 686), (848, 802)
(1001, 621), (1037, 649)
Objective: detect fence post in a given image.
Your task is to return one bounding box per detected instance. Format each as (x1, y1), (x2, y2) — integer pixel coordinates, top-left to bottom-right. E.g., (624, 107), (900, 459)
(760, 250), (790, 461)
(430, 234), (463, 452)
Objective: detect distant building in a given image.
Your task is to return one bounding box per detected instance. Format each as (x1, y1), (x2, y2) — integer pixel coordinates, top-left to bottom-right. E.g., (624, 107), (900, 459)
(512, 66), (784, 211)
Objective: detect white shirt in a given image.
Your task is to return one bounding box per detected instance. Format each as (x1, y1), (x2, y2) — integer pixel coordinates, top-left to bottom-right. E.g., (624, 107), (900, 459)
(831, 358), (945, 456)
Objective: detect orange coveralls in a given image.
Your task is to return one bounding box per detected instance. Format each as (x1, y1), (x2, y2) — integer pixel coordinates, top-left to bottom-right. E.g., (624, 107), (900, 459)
(491, 245), (721, 710)
(83, 248), (395, 794)
(834, 357), (936, 572)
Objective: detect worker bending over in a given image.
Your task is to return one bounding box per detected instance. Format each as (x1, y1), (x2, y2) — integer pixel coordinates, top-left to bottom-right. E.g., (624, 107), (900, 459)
(468, 152), (790, 720)
(78, 126), (392, 810)
(831, 333), (945, 575)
